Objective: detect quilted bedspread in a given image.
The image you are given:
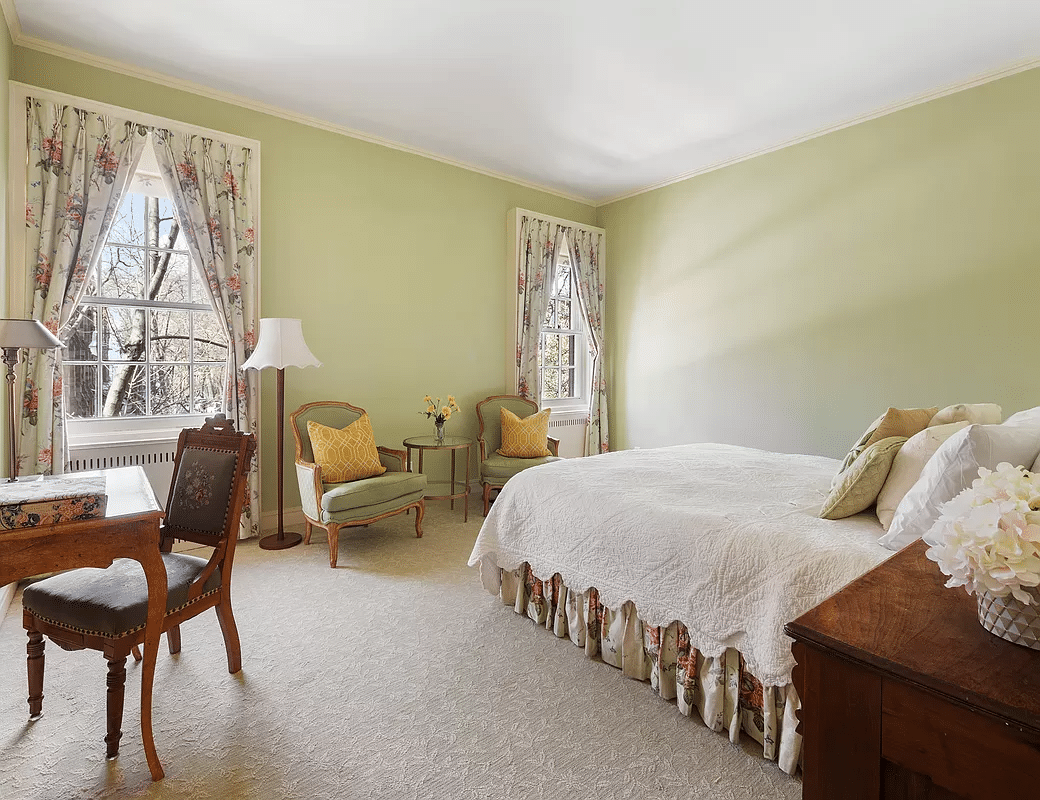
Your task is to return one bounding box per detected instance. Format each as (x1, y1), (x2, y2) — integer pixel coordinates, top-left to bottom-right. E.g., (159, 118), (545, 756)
(468, 443), (892, 686)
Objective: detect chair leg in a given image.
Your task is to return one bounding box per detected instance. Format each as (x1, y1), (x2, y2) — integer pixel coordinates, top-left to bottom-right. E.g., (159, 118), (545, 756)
(167, 625), (181, 655)
(328, 524), (341, 568)
(26, 629), (45, 720)
(105, 655), (127, 759)
(414, 501), (425, 538)
(483, 483), (492, 517)
(131, 645), (143, 663)
(215, 595), (242, 674)
(303, 519), (312, 545)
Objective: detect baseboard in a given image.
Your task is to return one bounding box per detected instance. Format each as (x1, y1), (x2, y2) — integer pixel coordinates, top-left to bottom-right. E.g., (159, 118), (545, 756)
(0, 582), (15, 631)
(260, 505), (306, 533)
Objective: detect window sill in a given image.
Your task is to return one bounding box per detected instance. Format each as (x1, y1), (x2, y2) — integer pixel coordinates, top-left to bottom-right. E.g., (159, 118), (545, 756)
(67, 415), (209, 448)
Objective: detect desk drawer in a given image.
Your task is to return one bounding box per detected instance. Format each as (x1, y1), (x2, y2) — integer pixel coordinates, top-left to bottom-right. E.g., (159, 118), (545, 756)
(882, 678), (1040, 799)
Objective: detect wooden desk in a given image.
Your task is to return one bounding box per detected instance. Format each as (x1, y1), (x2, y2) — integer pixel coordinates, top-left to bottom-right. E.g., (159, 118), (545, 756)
(786, 540), (1040, 800)
(0, 466), (168, 781)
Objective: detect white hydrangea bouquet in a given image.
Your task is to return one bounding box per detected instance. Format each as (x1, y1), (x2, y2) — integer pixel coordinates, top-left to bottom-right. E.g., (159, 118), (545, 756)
(925, 462), (1040, 648)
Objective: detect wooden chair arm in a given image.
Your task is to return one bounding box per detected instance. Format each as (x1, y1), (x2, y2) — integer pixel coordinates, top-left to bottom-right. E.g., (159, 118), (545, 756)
(547, 437), (560, 457)
(377, 446), (407, 472)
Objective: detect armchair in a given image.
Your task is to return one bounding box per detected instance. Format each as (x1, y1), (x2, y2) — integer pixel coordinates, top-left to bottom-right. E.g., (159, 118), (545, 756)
(291, 401), (426, 568)
(476, 394), (561, 516)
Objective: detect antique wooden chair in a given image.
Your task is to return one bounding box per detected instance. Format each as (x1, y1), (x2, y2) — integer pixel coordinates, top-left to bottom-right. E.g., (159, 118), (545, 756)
(291, 400), (426, 568)
(21, 414), (256, 760)
(475, 395), (560, 516)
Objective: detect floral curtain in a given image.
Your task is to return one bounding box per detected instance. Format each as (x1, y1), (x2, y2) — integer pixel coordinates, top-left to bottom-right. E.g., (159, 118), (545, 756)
(19, 99), (147, 475)
(515, 216), (567, 401)
(152, 130), (260, 539)
(567, 228), (609, 455)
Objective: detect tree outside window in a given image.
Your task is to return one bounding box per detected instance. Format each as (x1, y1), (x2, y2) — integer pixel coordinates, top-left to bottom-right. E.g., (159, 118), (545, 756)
(63, 192), (228, 419)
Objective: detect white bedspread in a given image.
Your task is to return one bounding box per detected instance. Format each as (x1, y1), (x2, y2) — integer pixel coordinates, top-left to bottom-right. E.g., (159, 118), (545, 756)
(468, 443), (892, 687)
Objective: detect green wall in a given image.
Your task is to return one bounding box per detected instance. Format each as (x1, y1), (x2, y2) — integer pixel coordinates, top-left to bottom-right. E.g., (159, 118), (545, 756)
(12, 47), (596, 513)
(597, 67), (1040, 458)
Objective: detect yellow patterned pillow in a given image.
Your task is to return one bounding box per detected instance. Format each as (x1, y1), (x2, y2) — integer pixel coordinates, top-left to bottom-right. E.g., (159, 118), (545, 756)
(307, 415), (387, 483)
(498, 407), (551, 458)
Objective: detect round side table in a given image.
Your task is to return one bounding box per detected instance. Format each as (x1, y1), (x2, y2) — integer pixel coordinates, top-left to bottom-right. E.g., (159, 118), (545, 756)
(403, 435), (474, 522)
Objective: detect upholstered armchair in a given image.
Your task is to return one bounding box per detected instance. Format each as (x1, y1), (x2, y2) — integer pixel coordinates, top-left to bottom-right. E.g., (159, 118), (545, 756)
(475, 395), (561, 516)
(291, 401), (426, 568)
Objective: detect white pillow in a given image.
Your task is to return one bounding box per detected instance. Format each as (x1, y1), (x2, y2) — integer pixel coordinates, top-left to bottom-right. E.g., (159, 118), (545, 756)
(875, 421), (969, 530)
(928, 403), (1001, 427)
(880, 416), (1040, 551)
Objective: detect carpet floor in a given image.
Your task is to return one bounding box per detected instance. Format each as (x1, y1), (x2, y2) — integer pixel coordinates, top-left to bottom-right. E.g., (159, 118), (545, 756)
(0, 503), (802, 800)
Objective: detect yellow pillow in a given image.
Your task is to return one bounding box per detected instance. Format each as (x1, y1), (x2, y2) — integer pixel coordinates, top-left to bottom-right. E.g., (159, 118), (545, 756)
(498, 407), (551, 458)
(307, 415), (387, 483)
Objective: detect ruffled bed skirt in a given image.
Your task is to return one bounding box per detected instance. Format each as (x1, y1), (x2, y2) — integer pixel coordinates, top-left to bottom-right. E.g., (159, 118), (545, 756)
(492, 563), (802, 775)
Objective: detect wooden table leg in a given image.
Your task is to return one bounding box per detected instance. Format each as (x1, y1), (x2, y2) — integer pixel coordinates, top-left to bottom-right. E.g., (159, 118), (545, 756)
(138, 545), (169, 781)
(450, 450), (456, 510)
(464, 444), (470, 522)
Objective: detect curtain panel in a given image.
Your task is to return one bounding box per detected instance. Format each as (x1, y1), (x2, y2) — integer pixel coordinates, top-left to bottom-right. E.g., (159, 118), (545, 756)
(515, 217), (566, 402)
(152, 130), (260, 539)
(566, 229), (609, 455)
(19, 98), (146, 475)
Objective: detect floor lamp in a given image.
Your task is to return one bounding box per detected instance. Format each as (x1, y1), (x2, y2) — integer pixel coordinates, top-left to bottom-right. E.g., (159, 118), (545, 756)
(242, 318), (321, 550)
(0, 319), (63, 482)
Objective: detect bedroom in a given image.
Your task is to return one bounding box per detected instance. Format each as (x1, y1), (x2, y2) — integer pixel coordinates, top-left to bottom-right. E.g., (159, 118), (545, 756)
(1, 2), (1039, 798)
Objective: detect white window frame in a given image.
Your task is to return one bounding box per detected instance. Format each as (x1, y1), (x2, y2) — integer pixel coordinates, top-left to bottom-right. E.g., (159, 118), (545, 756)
(7, 83), (261, 444)
(538, 245), (588, 412)
(505, 208), (605, 416)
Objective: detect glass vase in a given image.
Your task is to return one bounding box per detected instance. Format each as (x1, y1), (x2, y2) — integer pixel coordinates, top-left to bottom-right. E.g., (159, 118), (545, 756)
(435, 420), (445, 443)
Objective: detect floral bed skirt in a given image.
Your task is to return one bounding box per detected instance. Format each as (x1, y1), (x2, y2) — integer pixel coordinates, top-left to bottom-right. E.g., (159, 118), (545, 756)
(495, 563), (802, 775)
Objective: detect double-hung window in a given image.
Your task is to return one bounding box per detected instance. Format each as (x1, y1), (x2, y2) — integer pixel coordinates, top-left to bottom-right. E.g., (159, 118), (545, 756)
(539, 248), (588, 411)
(63, 174), (228, 429)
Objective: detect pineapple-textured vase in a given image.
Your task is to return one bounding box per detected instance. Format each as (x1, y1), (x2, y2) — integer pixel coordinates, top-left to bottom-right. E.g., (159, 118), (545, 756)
(977, 587), (1040, 650)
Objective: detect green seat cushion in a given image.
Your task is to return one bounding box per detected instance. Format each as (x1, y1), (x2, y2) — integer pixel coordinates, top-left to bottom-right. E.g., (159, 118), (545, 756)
(22, 553), (219, 637)
(480, 453), (561, 482)
(320, 471), (427, 516)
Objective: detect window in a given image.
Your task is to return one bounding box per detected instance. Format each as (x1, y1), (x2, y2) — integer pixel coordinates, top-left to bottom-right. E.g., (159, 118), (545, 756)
(62, 186), (228, 423)
(539, 248), (588, 410)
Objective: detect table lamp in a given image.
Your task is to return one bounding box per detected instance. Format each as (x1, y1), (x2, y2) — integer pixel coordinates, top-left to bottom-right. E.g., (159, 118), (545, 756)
(0, 319), (63, 482)
(242, 318), (321, 549)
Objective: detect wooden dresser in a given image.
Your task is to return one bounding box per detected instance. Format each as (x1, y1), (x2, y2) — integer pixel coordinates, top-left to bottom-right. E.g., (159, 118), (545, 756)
(785, 540), (1040, 800)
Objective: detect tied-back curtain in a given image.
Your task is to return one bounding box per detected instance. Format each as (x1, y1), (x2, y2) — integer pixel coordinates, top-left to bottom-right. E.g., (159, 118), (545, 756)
(516, 217), (567, 401)
(567, 228), (609, 454)
(20, 99), (147, 475)
(152, 130), (260, 539)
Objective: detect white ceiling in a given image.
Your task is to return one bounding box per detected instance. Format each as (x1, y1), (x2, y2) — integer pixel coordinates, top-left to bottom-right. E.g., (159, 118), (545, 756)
(12, 1), (1040, 204)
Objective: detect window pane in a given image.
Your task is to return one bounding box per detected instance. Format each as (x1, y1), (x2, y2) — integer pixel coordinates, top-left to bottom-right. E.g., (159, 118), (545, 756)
(561, 368), (573, 398)
(543, 368), (559, 400)
(193, 312), (228, 361)
(561, 335), (575, 367)
(102, 307), (146, 361)
(155, 196), (180, 246)
(102, 364), (146, 416)
(65, 306), (98, 361)
(149, 365), (191, 415)
(193, 364), (227, 414)
(107, 193), (140, 246)
(542, 333), (560, 368)
(63, 365), (98, 418)
(558, 300), (571, 329)
(152, 252), (190, 304)
(555, 264), (571, 297)
(99, 246), (146, 300)
(543, 299), (555, 328)
(149, 310), (191, 362)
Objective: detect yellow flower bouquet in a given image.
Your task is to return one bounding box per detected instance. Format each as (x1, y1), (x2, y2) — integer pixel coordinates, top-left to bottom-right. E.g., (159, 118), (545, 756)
(420, 394), (461, 441)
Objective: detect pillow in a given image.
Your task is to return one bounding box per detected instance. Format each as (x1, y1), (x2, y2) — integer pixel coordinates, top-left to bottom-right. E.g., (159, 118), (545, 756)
(498, 407), (551, 458)
(832, 407), (937, 487)
(874, 421), (969, 530)
(928, 403), (1002, 427)
(880, 416), (1040, 551)
(307, 415), (387, 483)
(820, 436), (907, 520)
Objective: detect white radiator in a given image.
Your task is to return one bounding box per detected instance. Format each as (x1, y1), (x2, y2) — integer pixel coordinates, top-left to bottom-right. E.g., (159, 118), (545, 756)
(548, 414), (587, 459)
(67, 440), (178, 509)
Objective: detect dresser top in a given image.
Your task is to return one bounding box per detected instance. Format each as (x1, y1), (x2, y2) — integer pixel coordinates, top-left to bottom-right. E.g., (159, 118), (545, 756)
(786, 539), (1040, 730)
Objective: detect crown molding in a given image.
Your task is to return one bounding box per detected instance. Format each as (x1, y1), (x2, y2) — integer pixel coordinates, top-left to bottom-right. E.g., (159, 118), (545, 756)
(13, 33), (597, 208)
(0, 0), (21, 42)
(596, 55), (1040, 207)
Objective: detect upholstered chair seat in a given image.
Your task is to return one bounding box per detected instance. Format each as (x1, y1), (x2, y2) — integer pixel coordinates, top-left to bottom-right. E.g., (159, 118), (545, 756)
(291, 401), (426, 568)
(475, 395), (561, 516)
(23, 554), (220, 638)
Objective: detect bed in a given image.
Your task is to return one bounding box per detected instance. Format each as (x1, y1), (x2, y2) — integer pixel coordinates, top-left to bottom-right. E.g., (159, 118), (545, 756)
(467, 442), (893, 775)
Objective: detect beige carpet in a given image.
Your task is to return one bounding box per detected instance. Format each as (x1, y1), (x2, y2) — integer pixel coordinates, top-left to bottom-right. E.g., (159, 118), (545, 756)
(0, 503), (801, 800)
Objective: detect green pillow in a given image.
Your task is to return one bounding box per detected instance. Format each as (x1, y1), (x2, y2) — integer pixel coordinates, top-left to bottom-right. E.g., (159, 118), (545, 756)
(821, 436), (907, 520)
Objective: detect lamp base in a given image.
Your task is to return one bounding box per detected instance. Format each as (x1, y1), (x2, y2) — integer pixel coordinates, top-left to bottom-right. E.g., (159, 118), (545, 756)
(258, 531), (303, 550)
